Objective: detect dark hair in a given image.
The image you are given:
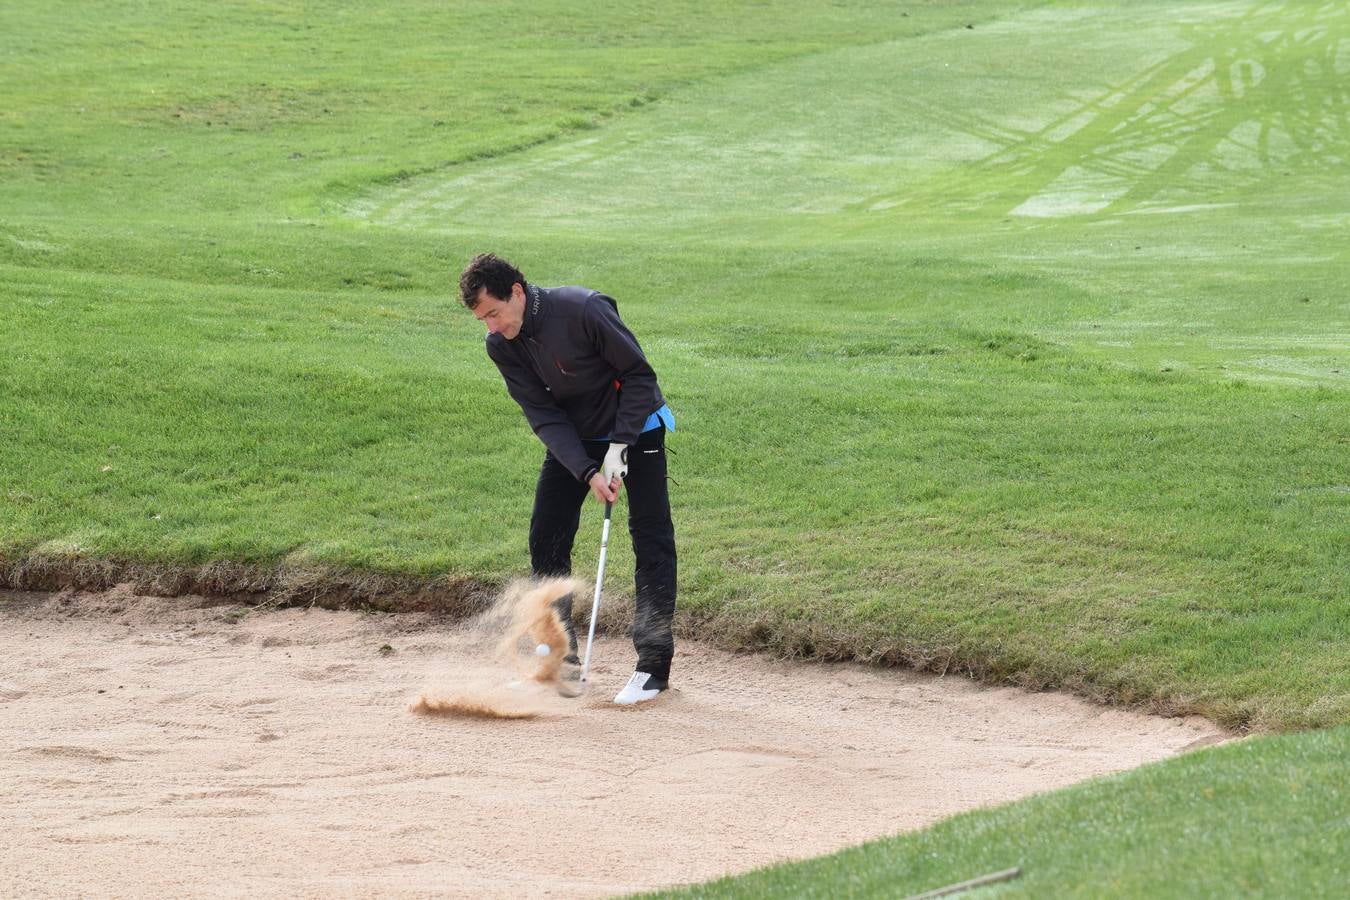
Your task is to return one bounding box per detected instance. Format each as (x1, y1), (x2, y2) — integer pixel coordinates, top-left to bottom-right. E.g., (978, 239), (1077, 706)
(459, 253), (525, 308)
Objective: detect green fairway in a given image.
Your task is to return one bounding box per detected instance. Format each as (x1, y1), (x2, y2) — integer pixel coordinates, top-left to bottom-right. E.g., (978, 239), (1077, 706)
(644, 724), (1350, 899)
(2, 0), (1347, 747)
(4, 0), (1348, 895)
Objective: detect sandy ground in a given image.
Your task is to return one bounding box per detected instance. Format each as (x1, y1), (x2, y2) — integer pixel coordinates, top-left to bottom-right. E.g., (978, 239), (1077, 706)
(1, 586), (1227, 898)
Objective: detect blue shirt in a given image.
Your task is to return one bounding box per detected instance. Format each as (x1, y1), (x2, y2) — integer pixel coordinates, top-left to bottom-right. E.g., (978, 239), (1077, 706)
(642, 404), (676, 434)
(591, 404), (674, 442)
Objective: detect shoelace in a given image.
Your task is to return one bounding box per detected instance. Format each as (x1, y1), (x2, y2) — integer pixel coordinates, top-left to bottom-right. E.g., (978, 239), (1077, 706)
(627, 672), (650, 687)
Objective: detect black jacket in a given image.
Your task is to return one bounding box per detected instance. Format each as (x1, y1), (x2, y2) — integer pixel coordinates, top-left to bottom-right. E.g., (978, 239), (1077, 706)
(486, 283), (665, 482)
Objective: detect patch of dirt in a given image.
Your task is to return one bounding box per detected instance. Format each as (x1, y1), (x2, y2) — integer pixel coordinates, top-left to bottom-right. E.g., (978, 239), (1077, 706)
(0, 586), (1228, 897)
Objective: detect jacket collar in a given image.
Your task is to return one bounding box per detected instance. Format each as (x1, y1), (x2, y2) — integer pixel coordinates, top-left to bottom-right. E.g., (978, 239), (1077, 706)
(518, 282), (543, 340)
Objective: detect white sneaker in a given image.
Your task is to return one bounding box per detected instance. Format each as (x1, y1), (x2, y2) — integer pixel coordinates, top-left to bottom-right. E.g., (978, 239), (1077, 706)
(613, 671), (668, 705)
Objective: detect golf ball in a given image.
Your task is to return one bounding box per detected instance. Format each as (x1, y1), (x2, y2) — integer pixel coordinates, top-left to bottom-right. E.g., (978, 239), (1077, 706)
(535, 643), (551, 657)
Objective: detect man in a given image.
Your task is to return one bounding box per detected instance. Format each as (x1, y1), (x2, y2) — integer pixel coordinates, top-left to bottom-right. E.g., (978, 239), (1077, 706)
(459, 253), (677, 705)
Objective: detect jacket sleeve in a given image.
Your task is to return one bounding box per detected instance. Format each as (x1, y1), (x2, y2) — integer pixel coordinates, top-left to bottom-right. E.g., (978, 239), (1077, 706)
(585, 295), (660, 446)
(486, 340), (597, 483)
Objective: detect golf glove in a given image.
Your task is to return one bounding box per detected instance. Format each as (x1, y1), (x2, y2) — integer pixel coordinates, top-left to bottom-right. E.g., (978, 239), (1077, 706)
(602, 443), (629, 484)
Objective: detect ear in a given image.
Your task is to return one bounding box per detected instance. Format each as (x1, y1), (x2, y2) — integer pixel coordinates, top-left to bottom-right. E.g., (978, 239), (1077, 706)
(511, 282), (526, 304)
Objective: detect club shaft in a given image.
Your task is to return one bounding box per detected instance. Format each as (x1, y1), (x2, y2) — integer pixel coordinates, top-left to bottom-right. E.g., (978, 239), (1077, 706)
(580, 502), (613, 682)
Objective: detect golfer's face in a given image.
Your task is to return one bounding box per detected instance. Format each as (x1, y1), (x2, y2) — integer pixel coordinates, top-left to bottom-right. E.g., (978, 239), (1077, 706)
(472, 287), (524, 339)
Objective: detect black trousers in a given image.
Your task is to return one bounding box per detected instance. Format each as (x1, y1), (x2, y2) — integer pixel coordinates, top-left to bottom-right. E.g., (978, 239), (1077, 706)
(529, 427), (677, 682)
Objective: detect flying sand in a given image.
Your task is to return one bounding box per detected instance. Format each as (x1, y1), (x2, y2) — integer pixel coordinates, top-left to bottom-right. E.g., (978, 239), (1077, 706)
(409, 577), (577, 720)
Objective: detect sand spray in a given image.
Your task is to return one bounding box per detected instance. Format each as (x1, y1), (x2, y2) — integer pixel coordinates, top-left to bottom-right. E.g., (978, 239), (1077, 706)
(410, 577), (580, 720)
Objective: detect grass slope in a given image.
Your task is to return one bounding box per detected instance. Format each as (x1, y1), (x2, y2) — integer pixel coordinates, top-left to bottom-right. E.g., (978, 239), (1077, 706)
(2, 1), (1347, 732)
(644, 724), (1350, 898)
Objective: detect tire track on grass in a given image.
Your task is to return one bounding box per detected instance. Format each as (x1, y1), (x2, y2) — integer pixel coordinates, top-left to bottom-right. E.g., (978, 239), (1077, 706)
(860, 2), (1349, 219)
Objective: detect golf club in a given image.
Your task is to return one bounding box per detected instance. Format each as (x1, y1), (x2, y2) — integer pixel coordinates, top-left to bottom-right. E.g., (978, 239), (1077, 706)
(579, 500), (613, 686)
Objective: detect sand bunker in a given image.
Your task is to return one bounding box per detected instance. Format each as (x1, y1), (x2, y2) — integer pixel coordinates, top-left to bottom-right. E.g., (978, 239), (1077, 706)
(0, 586), (1227, 898)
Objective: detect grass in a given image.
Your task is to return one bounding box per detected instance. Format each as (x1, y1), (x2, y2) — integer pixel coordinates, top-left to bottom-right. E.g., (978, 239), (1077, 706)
(4, 243), (1344, 726)
(3, 0), (1347, 894)
(642, 723), (1350, 898)
(3, 0), (1345, 732)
